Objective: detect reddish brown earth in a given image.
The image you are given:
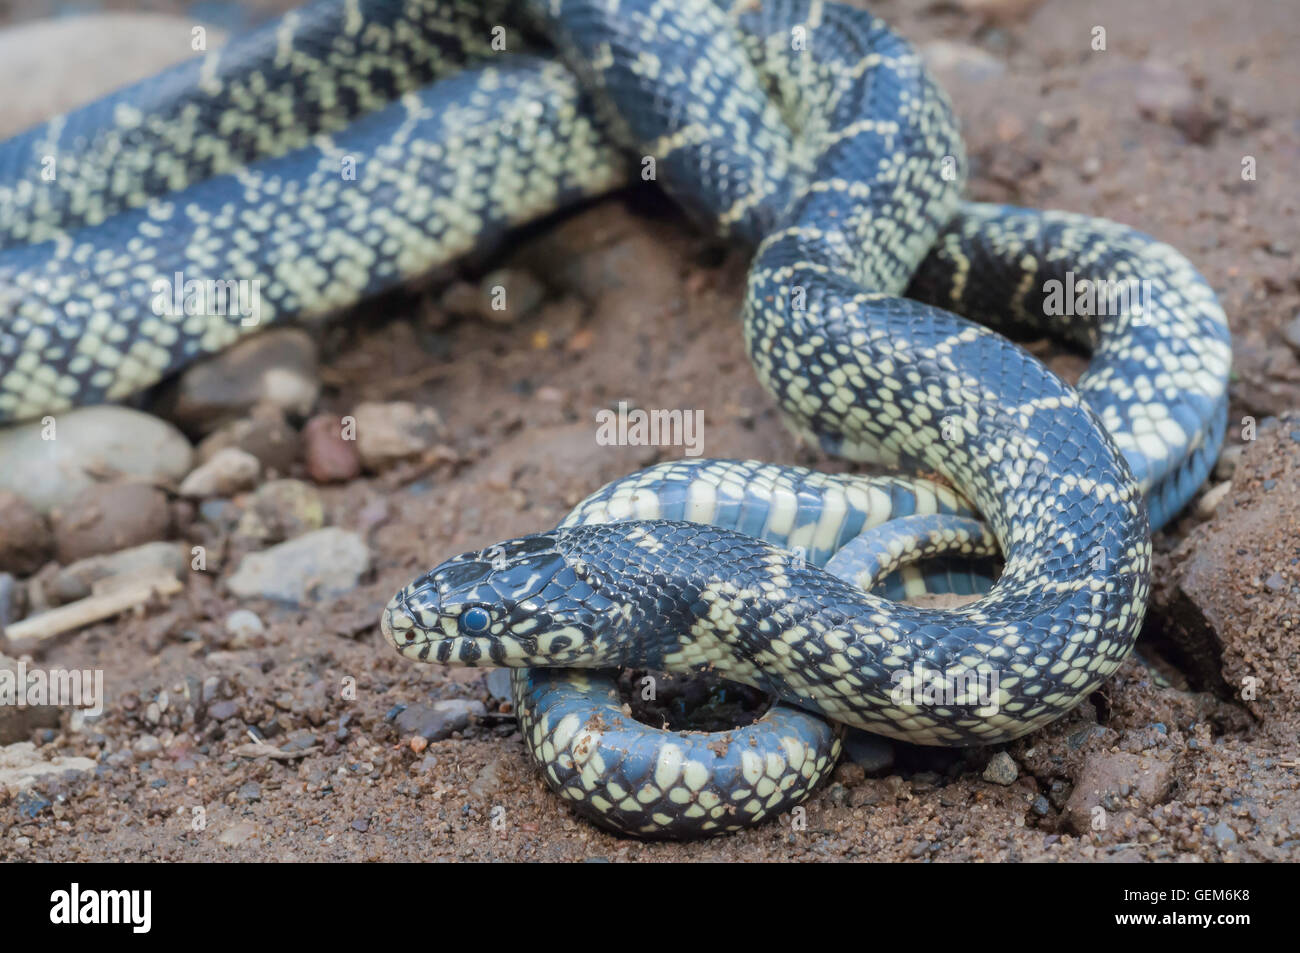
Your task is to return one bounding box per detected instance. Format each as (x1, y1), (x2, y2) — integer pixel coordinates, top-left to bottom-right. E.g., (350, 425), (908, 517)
(0, 0), (1297, 861)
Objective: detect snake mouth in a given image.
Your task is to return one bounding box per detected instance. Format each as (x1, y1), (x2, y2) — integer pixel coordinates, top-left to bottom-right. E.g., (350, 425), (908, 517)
(380, 600), (418, 651)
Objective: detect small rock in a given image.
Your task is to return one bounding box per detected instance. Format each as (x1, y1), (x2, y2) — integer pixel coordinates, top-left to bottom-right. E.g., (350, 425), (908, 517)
(441, 269), (547, 324)
(1214, 443), (1243, 481)
(1135, 59), (1213, 142)
(834, 762), (866, 786)
(179, 447), (261, 498)
(919, 40), (1006, 85)
(1062, 751), (1174, 833)
(224, 609), (265, 646)
(0, 490), (53, 575)
(1208, 820), (1237, 849)
(217, 821), (258, 847)
(132, 735), (163, 761)
(50, 541), (187, 604)
(160, 329), (320, 436)
(470, 757), (507, 798)
(841, 728), (896, 774)
(439, 281), (485, 319)
(0, 407), (192, 515)
(234, 479), (325, 543)
(195, 404), (300, 477)
(236, 781), (262, 802)
(225, 528), (370, 605)
(303, 415), (362, 483)
(0, 742), (96, 793)
(394, 699), (487, 742)
(1195, 480), (1232, 518)
(1263, 572), (1286, 592)
(1148, 412), (1300, 702)
(1282, 313), (1300, 356)
(50, 482), (172, 564)
(982, 751), (1019, 785)
(16, 789), (52, 818)
(0, 655), (61, 744)
(351, 402), (444, 470)
(480, 268), (546, 324)
(207, 700), (241, 721)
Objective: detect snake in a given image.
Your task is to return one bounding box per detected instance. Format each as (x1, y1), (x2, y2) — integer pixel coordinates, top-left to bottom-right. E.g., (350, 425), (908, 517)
(0, 0), (1230, 837)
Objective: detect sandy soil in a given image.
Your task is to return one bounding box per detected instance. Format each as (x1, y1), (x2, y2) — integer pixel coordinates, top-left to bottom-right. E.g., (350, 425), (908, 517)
(1, 0), (1297, 861)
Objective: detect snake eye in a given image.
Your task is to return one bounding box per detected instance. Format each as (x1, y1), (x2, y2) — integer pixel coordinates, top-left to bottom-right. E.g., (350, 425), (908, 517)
(459, 606), (491, 635)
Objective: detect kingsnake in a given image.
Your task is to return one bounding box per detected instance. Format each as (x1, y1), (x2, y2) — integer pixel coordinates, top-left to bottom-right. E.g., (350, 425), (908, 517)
(0, 0), (1230, 838)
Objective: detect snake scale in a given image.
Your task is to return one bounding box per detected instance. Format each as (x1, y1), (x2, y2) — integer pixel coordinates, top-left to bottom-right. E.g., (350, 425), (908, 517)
(0, 0), (1230, 838)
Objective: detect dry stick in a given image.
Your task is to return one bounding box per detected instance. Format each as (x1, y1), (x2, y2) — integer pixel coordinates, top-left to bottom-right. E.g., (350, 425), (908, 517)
(2, 573), (182, 646)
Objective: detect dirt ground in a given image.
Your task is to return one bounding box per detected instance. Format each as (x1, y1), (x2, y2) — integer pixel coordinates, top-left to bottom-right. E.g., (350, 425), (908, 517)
(1, 0), (1298, 861)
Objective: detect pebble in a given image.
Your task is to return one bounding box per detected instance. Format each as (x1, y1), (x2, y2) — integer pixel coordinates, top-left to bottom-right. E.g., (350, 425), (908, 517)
(224, 609), (266, 645)
(234, 479), (325, 543)
(207, 700), (241, 721)
(16, 789), (52, 818)
(351, 401), (444, 470)
(0, 490), (53, 576)
(982, 751), (1020, 785)
(0, 655), (61, 744)
(0, 743), (97, 795)
(841, 728), (896, 774)
(1134, 59), (1213, 142)
(160, 329), (320, 436)
(49, 541), (188, 604)
(1263, 572), (1286, 592)
(237, 781), (262, 802)
(1214, 443), (1243, 481)
(1282, 313), (1300, 355)
(179, 447), (261, 498)
(480, 268), (546, 324)
(303, 415), (362, 483)
(132, 735), (163, 761)
(51, 482), (172, 564)
(1063, 751), (1174, 834)
(217, 822), (258, 847)
(225, 528), (371, 605)
(394, 699), (487, 741)
(0, 407), (192, 515)
(919, 40), (1006, 85)
(0, 14), (227, 138)
(1195, 480), (1232, 518)
(441, 268), (546, 324)
(1151, 412), (1300, 698)
(470, 757), (507, 798)
(1208, 821), (1238, 849)
(195, 404), (300, 477)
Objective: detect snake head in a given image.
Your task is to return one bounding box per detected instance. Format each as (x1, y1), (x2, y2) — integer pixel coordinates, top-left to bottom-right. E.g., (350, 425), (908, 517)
(381, 531), (608, 666)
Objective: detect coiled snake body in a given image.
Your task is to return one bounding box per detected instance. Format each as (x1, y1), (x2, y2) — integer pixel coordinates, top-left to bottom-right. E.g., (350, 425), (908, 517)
(0, 0), (1230, 837)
